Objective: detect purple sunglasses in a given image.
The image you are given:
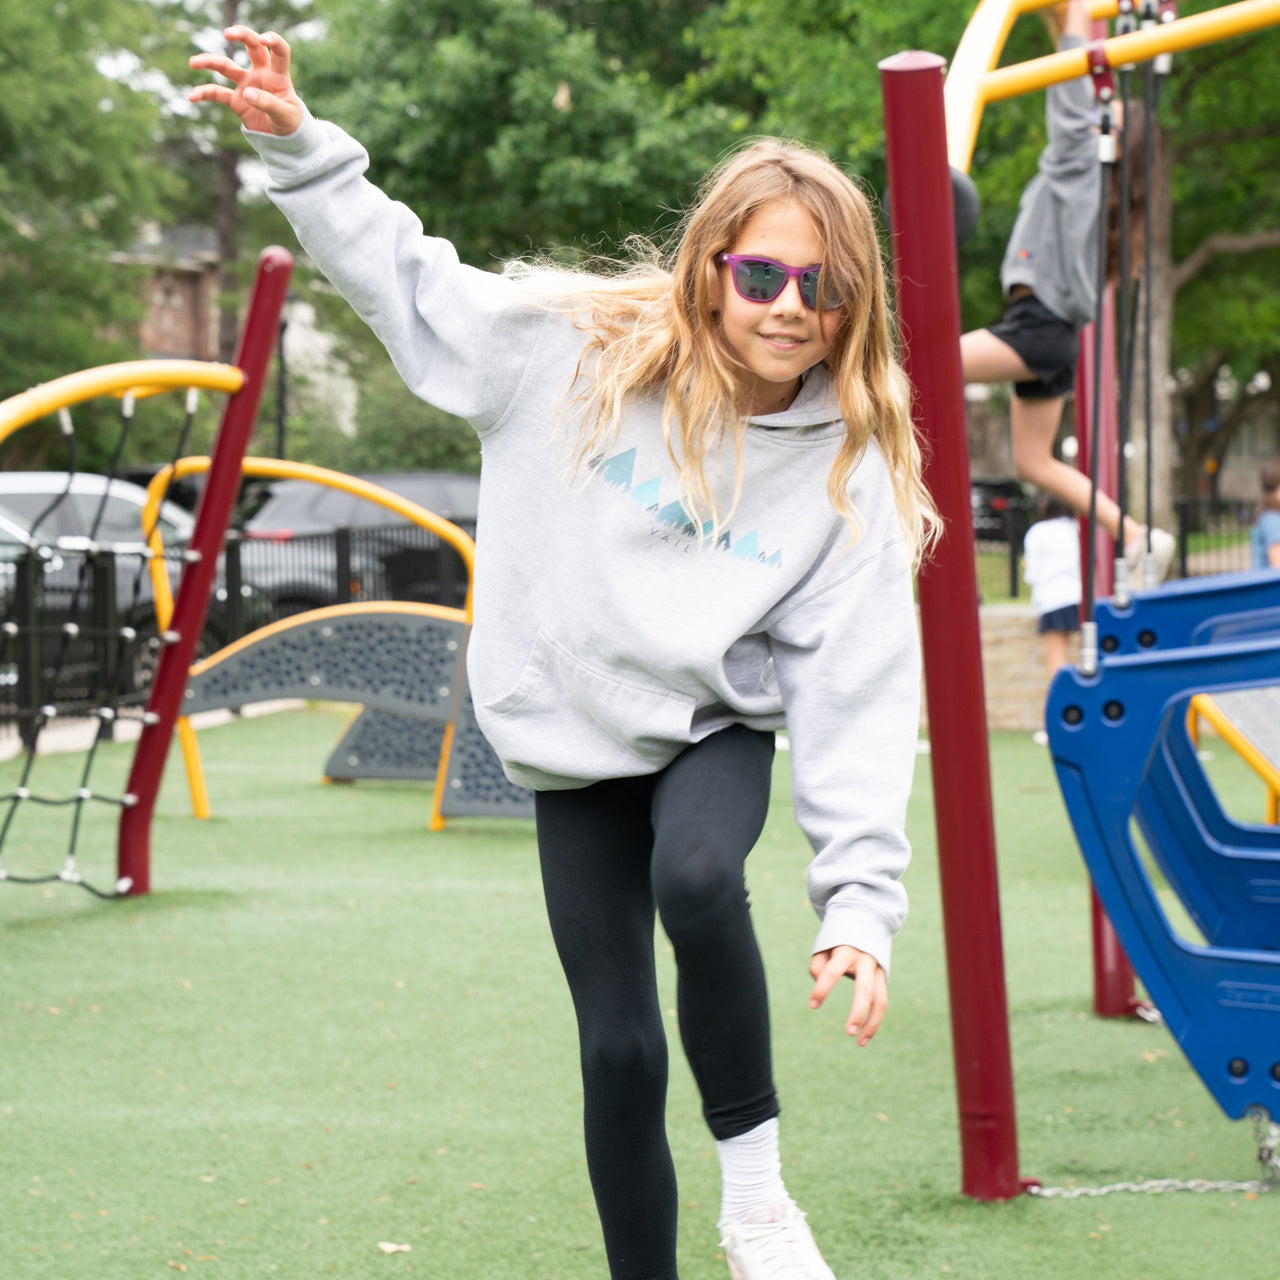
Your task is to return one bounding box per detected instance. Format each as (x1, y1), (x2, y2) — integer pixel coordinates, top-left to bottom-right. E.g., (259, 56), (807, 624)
(716, 252), (838, 310)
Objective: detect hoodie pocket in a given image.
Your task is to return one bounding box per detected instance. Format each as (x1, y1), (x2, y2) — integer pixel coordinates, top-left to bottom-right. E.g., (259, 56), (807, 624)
(478, 628), (695, 781)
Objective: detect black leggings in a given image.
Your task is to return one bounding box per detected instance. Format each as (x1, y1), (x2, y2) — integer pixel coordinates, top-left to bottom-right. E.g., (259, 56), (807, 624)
(535, 724), (779, 1280)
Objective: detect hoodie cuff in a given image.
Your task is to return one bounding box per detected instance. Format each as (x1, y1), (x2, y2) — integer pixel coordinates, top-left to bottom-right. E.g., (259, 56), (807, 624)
(811, 902), (895, 978)
(242, 106), (319, 157)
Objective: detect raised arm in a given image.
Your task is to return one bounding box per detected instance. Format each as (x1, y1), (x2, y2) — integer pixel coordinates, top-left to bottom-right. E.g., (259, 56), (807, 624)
(1041, 0), (1091, 46)
(187, 24), (552, 431)
(188, 26), (305, 137)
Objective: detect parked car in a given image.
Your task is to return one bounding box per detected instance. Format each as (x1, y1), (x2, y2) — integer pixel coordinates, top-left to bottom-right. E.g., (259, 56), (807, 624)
(971, 476), (1035, 540)
(0, 471), (194, 550)
(0, 473), (264, 696)
(233, 470), (480, 619)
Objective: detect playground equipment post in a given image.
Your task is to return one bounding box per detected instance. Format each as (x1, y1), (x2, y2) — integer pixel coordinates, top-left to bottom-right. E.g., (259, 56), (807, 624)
(880, 50), (1023, 1201)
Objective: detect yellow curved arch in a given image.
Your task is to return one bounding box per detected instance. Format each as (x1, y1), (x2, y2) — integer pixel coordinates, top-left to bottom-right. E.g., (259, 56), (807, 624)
(0, 360), (244, 446)
(187, 599), (468, 680)
(945, 0), (1280, 172)
(142, 456), (477, 628)
(144, 458), (478, 829)
(1188, 694), (1280, 825)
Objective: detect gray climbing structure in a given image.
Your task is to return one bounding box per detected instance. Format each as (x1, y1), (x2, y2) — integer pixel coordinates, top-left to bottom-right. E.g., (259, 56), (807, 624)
(182, 602), (533, 824)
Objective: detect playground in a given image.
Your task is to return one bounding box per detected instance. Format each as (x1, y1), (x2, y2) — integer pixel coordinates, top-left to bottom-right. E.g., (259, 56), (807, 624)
(0, 709), (1274, 1280)
(3, 0), (1280, 1276)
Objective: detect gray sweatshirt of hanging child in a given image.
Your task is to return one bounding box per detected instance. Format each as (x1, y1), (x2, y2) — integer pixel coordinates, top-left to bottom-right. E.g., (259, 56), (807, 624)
(1001, 35), (1101, 328)
(244, 113), (921, 974)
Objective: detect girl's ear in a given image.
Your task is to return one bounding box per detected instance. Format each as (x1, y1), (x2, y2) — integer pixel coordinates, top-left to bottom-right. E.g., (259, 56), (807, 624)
(705, 255), (724, 307)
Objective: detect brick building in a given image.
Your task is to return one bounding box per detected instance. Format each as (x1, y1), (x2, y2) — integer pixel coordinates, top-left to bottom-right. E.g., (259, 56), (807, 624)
(113, 224), (220, 362)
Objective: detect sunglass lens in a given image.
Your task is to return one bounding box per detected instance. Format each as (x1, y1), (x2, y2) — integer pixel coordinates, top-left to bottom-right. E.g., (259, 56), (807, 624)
(799, 268), (821, 309)
(735, 259), (785, 302)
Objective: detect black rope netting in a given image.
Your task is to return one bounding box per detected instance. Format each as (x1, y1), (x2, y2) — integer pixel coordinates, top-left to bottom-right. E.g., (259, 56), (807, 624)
(0, 387), (208, 898)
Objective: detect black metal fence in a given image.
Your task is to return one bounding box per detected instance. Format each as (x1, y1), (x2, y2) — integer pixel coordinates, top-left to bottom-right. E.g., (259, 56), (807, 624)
(226, 518), (474, 631)
(974, 501), (1033, 603)
(1171, 495), (1255, 580)
(0, 519), (476, 748)
(973, 494), (1262, 601)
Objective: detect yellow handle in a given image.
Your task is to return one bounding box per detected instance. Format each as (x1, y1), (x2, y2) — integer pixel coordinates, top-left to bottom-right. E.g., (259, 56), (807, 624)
(0, 361), (243, 445)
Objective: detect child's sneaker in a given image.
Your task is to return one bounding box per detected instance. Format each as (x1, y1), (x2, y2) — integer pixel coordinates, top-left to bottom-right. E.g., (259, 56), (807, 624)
(1149, 527), (1176, 582)
(719, 1203), (837, 1279)
(1123, 526), (1176, 584)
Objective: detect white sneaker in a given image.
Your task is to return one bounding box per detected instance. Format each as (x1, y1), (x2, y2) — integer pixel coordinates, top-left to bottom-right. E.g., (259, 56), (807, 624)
(719, 1204), (837, 1279)
(1123, 526), (1176, 585)
(1123, 530), (1145, 575)
(1149, 527), (1176, 583)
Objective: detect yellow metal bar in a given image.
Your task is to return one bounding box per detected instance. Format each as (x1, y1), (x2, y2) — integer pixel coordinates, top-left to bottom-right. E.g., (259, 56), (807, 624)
(946, 0), (1024, 174)
(176, 718), (211, 820)
(982, 0), (1280, 104)
(0, 361), (243, 446)
(946, 0), (1115, 172)
(1190, 693), (1280, 824)
(429, 719), (457, 833)
(946, 0), (1280, 171)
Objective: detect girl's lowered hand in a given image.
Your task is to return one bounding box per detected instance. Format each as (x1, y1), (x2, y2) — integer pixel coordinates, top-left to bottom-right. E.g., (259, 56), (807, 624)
(188, 26), (304, 137)
(808, 945), (888, 1047)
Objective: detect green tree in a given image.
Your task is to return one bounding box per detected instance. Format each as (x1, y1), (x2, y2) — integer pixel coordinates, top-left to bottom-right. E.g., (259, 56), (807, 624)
(144, 0), (314, 361)
(689, 0), (1051, 327)
(303, 0), (737, 264)
(0, 0), (175, 466)
(695, 0), (1280, 520)
(1158, 18), (1280, 505)
(216, 0), (750, 471)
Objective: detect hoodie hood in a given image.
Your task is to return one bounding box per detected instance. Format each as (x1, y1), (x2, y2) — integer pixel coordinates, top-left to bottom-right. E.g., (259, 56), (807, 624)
(746, 363), (843, 431)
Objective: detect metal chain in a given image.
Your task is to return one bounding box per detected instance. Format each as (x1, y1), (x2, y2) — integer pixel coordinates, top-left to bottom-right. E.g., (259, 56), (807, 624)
(1251, 1108), (1280, 1179)
(1028, 1109), (1280, 1199)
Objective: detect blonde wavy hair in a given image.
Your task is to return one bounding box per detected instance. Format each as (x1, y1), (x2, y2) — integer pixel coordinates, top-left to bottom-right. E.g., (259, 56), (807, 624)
(511, 138), (940, 567)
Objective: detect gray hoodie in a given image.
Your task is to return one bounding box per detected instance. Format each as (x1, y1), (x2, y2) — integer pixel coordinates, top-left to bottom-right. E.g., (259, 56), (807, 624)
(245, 114), (920, 973)
(1000, 35), (1101, 328)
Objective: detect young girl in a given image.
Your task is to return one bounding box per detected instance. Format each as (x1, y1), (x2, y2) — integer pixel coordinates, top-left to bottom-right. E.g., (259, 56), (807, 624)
(960, 0), (1174, 583)
(1022, 495), (1082, 706)
(1251, 459), (1280, 570)
(191, 28), (937, 1280)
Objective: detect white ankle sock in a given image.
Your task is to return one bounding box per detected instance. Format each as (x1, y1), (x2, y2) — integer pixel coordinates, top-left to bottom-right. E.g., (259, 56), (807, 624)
(716, 1117), (792, 1226)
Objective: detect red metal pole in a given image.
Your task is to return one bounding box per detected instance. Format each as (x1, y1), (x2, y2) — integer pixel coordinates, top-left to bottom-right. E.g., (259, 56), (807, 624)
(880, 51), (1022, 1201)
(1073, 294), (1142, 1017)
(117, 247), (293, 894)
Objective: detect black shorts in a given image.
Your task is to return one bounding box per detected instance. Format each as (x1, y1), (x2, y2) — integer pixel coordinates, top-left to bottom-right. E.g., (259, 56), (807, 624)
(1038, 603), (1081, 634)
(987, 293), (1078, 400)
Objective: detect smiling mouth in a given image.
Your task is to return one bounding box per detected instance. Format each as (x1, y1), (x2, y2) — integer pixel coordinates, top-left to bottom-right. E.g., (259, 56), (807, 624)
(761, 333), (806, 346)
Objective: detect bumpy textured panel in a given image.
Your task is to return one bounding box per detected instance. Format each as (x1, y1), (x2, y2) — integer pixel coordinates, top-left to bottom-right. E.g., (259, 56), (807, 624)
(1211, 686), (1280, 771)
(182, 609), (467, 717)
(440, 680), (535, 819)
(324, 708), (447, 781)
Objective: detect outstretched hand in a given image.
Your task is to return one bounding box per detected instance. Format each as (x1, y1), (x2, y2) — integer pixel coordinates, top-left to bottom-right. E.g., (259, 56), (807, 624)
(188, 26), (304, 137)
(808, 945), (887, 1047)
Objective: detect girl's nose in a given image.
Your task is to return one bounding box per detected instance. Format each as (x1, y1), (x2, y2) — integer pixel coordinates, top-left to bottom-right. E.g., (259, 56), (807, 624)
(770, 277), (806, 314)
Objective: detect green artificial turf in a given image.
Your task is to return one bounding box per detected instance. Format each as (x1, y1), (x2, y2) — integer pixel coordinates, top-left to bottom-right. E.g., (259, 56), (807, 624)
(1, 709), (1275, 1279)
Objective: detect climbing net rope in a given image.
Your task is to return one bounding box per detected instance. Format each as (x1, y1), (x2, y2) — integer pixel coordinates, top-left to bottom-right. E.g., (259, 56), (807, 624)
(0, 246), (292, 900)
(0, 384), (219, 897)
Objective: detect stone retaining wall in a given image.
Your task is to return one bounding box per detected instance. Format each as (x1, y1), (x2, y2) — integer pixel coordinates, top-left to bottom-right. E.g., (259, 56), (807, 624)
(918, 603), (1079, 735)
